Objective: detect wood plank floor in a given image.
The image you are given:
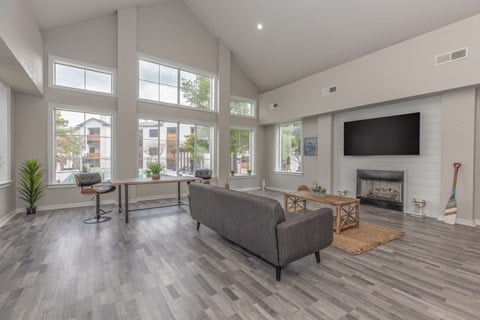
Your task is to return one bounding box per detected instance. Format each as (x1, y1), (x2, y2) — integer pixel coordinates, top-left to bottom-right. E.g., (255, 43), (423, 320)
(0, 190), (479, 320)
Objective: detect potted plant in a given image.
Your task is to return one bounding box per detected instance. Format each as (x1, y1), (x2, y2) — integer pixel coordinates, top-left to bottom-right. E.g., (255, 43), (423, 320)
(230, 170), (235, 177)
(147, 162), (165, 180)
(18, 159), (46, 215)
(319, 188), (327, 196)
(247, 168), (252, 176)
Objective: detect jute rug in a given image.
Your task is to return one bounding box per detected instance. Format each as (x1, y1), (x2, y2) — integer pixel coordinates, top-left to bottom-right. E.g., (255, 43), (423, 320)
(333, 222), (405, 255)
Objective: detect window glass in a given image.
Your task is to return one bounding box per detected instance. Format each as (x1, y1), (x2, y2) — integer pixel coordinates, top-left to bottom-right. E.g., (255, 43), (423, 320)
(230, 98), (254, 117)
(53, 60), (113, 95)
(230, 129), (254, 175)
(277, 122), (302, 173)
(138, 119), (214, 177)
(53, 109), (112, 184)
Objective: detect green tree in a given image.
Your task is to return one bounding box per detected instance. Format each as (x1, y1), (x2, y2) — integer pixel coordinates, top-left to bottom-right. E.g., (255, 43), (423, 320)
(181, 75), (211, 110)
(280, 124), (301, 171)
(230, 129), (250, 173)
(230, 100), (251, 116)
(181, 126), (210, 171)
(55, 113), (83, 171)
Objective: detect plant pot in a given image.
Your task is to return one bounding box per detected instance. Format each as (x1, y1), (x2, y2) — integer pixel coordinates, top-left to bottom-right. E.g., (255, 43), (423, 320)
(151, 173), (160, 180)
(26, 207), (36, 215)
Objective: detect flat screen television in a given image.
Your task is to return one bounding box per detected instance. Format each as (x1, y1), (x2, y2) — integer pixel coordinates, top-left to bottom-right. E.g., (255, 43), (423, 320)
(344, 112), (420, 156)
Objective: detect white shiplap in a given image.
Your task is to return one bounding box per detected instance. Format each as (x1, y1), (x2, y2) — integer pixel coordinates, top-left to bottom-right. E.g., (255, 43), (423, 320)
(333, 96), (442, 217)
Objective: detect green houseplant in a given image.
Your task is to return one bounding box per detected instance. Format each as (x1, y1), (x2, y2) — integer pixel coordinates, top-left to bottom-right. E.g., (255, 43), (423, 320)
(19, 159), (46, 215)
(147, 161), (165, 180)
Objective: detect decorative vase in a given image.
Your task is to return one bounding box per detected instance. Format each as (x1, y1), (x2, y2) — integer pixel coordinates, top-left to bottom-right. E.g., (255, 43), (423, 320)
(26, 207), (36, 215)
(152, 173), (160, 180)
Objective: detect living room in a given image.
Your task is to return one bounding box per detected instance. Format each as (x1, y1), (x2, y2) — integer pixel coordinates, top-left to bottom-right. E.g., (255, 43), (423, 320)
(1, 0), (480, 319)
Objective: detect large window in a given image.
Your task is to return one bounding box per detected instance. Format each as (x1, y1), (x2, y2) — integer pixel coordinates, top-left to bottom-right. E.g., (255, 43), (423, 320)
(51, 107), (113, 184)
(230, 97), (255, 117)
(0, 86), (11, 184)
(276, 122), (302, 173)
(138, 58), (214, 110)
(138, 119), (214, 177)
(50, 56), (115, 95)
(230, 128), (254, 176)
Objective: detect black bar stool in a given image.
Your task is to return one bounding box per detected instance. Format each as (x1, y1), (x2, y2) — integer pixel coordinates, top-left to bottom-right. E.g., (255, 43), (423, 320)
(75, 173), (116, 224)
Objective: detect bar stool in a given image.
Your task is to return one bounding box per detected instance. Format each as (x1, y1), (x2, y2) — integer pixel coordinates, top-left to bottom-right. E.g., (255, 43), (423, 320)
(75, 173), (116, 224)
(194, 169), (213, 184)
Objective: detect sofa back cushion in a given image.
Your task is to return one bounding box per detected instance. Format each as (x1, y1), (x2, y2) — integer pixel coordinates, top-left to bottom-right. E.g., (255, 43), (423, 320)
(188, 183), (286, 265)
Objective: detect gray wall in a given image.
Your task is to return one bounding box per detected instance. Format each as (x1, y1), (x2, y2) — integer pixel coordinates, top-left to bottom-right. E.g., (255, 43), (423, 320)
(13, 1), (260, 211)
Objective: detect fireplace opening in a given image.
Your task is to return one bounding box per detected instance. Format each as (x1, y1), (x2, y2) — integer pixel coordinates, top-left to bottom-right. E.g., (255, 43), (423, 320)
(356, 169), (404, 211)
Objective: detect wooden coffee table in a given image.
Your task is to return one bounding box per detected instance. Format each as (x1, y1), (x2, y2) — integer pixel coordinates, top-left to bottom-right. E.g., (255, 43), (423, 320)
(284, 191), (360, 234)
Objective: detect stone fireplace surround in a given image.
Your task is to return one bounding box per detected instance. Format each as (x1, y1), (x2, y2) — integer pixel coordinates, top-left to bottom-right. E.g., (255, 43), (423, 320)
(356, 169), (405, 211)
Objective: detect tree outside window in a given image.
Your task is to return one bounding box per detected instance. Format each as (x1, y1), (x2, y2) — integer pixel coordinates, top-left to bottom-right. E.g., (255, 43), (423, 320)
(278, 122), (302, 172)
(230, 129), (253, 175)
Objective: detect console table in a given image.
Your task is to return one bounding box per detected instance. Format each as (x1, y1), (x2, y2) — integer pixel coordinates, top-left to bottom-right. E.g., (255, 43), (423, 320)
(110, 177), (197, 223)
(284, 191), (360, 234)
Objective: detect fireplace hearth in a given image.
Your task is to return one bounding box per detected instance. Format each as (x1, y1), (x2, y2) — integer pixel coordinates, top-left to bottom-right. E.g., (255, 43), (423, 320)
(356, 169), (404, 211)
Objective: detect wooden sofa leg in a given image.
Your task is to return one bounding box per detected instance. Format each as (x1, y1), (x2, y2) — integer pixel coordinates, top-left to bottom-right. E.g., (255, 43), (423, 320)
(196, 221), (200, 231)
(276, 267), (282, 281)
(315, 251), (321, 263)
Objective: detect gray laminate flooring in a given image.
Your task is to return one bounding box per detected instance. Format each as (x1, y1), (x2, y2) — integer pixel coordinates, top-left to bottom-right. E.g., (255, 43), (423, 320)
(0, 190), (479, 320)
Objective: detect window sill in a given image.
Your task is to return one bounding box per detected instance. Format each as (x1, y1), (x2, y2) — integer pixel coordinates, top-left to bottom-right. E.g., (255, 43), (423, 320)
(228, 175), (256, 180)
(49, 84), (116, 98)
(273, 171), (303, 176)
(137, 98), (217, 114)
(230, 114), (257, 120)
(0, 180), (14, 190)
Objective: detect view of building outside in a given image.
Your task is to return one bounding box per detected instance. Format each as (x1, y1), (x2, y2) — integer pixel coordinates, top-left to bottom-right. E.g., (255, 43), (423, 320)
(138, 119), (213, 177)
(54, 109), (112, 184)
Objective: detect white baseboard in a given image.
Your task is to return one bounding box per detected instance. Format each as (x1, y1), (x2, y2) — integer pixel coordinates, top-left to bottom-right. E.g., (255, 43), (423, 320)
(136, 193), (189, 202)
(265, 186), (292, 193)
(0, 208), (21, 227)
(455, 218), (477, 227)
(476, 219), (480, 226)
(231, 186), (261, 192)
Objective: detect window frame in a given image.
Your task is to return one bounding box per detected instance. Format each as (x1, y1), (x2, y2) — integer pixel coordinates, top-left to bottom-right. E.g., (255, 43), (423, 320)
(137, 114), (216, 178)
(47, 103), (116, 187)
(48, 55), (116, 97)
(0, 85), (12, 187)
(275, 121), (303, 175)
(229, 126), (255, 177)
(230, 96), (256, 118)
(137, 54), (216, 113)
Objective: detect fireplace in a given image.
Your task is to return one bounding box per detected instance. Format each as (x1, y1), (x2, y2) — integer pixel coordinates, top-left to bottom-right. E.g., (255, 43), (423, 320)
(356, 169), (404, 211)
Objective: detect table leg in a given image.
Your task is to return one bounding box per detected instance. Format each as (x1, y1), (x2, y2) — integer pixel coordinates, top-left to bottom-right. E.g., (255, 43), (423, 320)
(118, 184), (122, 213)
(355, 202), (360, 227)
(177, 181), (181, 205)
(125, 184), (129, 223)
(284, 195), (288, 212)
(335, 205), (341, 234)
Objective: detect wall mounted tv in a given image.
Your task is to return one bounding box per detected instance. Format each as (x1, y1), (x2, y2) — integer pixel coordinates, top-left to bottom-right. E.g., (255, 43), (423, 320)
(344, 112), (420, 156)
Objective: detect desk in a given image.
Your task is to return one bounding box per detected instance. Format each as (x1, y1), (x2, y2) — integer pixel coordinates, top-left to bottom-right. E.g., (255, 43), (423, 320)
(284, 191), (360, 234)
(110, 177), (197, 223)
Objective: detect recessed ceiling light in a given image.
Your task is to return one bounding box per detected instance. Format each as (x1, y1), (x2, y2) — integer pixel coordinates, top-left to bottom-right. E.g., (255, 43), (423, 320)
(257, 23), (263, 30)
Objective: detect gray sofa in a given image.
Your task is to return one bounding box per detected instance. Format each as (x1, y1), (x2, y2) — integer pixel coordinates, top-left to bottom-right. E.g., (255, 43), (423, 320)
(188, 183), (333, 281)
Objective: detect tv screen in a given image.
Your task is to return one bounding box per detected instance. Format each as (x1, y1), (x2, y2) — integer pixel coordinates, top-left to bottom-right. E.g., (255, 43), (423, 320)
(344, 113), (420, 156)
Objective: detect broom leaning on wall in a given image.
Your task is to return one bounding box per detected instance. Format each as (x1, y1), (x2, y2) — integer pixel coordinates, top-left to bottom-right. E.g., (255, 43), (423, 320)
(444, 162), (461, 225)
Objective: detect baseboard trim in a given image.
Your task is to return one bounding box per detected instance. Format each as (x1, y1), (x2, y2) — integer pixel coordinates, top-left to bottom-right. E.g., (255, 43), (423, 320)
(231, 186), (261, 192)
(455, 218), (477, 227)
(0, 208), (21, 227)
(265, 186), (292, 193)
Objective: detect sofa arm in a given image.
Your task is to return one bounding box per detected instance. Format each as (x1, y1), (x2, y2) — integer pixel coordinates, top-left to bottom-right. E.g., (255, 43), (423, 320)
(276, 208), (333, 266)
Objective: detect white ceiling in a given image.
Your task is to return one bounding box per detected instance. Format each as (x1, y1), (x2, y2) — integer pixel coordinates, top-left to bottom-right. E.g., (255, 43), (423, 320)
(184, 0), (480, 92)
(28, 0), (480, 93)
(28, 0), (170, 30)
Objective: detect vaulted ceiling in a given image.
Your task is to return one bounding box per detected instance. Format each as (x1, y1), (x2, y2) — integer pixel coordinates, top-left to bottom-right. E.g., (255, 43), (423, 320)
(28, 0), (480, 93)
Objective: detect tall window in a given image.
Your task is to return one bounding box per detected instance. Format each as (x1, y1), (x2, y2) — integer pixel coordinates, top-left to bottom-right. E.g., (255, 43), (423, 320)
(230, 128), (254, 175)
(138, 58), (214, 110)
(230, 97), (255, 117)
(0, 86), (11, 183)
(138, 119), (214, 177)
(50, 56), (114, 95)
(276, 122), (302, 173)
(52, 108), (113, 184)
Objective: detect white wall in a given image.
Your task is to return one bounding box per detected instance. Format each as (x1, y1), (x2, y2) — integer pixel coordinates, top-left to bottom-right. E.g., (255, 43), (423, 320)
(0, 0), (43, 95)
(12, 1), (260, 210)
(333, 96), (442, 217)
(259, 13), (480, 125)
(0, 86), (15, 221)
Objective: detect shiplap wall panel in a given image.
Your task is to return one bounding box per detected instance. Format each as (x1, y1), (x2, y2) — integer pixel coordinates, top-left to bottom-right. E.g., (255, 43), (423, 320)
(333, 96), (442, 217)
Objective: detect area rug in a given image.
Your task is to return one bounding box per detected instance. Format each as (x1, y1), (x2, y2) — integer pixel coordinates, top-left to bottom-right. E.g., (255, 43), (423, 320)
(332, 222), (405, 255)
